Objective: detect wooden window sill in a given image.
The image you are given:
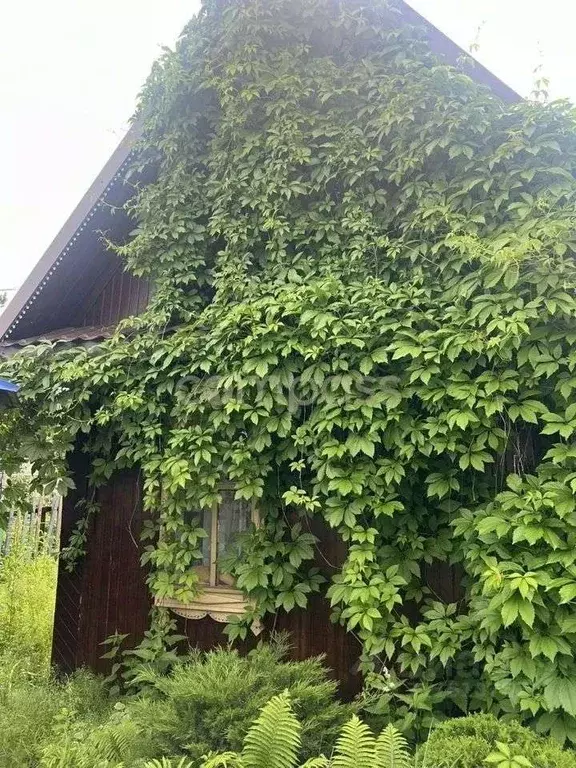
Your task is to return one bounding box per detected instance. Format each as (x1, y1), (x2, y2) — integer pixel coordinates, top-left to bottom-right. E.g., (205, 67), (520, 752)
(155, 586), (263, 634)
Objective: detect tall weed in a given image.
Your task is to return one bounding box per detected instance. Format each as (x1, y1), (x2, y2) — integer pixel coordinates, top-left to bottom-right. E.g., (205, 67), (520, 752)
(0, 538), (57, 675)
(0, 668), (110, 767)
(0, 528), (112, 767)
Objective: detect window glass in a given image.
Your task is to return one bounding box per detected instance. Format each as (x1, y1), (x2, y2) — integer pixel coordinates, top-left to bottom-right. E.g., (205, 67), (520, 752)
(184, 490), (253, 587)
(200, 508), (213, 567)
(218, 490), (251, 557)
(217, 490), (251, 585)
(185, 508), (213, 584)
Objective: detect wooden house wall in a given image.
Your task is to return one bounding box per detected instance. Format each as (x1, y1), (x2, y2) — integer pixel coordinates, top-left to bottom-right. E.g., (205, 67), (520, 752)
(52, 453), (462, 693)
(53, 263), (457, 696)
(52, 460), (361, 695)
(81, 265), (150, 328)
(52, 449), (90, 673)
(52, 464), (151, 673)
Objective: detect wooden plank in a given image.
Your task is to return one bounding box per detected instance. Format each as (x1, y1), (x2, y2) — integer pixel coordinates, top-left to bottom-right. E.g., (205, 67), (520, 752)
(54, 470), (363, 694)
(51, 447), (90, 673)
(70, 470), (150, 672)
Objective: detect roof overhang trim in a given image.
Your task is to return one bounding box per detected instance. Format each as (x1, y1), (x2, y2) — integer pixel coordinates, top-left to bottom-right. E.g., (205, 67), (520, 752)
(0, 123), (142, 342)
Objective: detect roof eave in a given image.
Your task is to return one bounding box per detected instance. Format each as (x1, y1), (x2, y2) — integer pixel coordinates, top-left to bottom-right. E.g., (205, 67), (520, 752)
(400, 2), (519, 104)
(0, 122), (142, 341)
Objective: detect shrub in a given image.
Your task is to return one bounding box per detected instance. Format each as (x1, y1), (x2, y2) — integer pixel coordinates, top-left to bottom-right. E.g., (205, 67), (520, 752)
(199, 691), (410, 768)
(107, 641), (352, 762)
(26, 641), (350, 767)
(418, 714), (576, 768)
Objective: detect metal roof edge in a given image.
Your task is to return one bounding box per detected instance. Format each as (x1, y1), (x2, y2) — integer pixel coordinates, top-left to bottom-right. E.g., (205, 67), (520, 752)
(400, 1), (520, 104)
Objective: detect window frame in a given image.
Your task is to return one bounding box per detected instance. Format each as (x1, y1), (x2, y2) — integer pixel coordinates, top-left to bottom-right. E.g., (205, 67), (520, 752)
(154, 485), (262, 632)
(198, 488), (260, 588)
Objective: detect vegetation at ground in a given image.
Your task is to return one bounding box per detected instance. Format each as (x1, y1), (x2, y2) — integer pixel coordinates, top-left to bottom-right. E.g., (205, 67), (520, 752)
(0, 561), (352, 768)
(2, 549), (576, 766)
(0, 534), (56, 675)
(195, 695), (576, 767)
(419, 715), (576, 768)
(6, 0), (576, 741)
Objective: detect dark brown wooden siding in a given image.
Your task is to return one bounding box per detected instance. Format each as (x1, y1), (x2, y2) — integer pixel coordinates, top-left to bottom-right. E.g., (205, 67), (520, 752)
(52, 463), (361, 695)
(76, 470), (151, 672)
(52, 467), (151, 673)
(52, 449), (90, 673)
(82, 266), (150, 328)
(172, 520), (362, 699)
(52, 461), (464, 696)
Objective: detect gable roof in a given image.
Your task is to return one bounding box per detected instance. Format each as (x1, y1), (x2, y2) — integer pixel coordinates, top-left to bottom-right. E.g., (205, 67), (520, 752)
(0, 2), (519, 343)
(0, 126), (142, 342)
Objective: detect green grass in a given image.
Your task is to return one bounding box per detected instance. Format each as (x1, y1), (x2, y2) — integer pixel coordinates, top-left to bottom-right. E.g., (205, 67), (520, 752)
(0, 546), (57, 676)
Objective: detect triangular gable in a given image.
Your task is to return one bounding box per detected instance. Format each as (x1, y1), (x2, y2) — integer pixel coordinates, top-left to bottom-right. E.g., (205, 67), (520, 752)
(0, 125), (141, 342)
(0, 2), (518, 343)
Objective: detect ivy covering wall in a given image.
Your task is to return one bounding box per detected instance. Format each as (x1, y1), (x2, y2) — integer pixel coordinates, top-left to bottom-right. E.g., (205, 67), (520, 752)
(5, 0), (576, 742)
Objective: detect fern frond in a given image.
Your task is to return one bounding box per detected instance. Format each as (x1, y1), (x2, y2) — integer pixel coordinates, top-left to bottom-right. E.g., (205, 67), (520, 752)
(144, 759), (196, 768)
(300, 758), (330, 767)
(374, 724), (411, 768)
(331, 715), (376, 768)
(89, 726), (132, 763)
(241, 692), (301, 768)
(201, 752), (245, 768)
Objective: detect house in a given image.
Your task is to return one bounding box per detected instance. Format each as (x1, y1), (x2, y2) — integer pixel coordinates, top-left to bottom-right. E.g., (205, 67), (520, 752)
(0, 1), (518, 696)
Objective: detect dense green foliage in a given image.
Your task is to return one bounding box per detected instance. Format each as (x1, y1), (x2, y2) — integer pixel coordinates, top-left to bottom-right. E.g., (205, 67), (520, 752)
(0, 642), (349, 767)
(194, 698), (576, 768)
(6, 0), (576, 743)
(96, 643), (351, 763)
(0, 667), (109, 767)
(0, 537), (57, 676)
(5, 540), (573, 767)
(199, 692), (411, 768)
(0, 552), (575, 768)
(418, 714), (576, 768)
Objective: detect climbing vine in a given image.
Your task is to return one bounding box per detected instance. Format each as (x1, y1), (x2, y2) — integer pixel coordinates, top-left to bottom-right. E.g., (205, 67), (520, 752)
(5, 0), (576, 743)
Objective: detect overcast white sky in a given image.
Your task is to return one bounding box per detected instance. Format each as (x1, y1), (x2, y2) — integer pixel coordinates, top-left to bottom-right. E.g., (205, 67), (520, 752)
(1, 1), (574, 303)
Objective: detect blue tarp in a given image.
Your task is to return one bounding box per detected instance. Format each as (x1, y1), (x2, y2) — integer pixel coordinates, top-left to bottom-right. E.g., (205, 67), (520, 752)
(0, 378), (19, 408)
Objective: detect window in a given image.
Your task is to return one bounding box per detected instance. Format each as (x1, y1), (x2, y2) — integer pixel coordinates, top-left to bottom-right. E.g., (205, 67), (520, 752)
(155, 485), (262, 632)
(192, 488), (258, 587)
